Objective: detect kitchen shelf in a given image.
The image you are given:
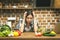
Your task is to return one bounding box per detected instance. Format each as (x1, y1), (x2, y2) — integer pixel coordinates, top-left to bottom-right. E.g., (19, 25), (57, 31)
(0, 8), (33, 10)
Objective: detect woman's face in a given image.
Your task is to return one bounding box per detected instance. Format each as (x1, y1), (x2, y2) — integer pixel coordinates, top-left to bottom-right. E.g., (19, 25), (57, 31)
(26, 15), (33, 23)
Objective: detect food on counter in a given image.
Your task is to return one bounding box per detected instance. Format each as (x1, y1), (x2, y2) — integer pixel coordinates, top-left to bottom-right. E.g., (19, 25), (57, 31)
(43, 31), (56, 36)
(2, 30), (11, 37)
(8, 30), (22, 37)
(43, 33), (56, 36)
(0, 24), (22, 37)
(0, 24), (11, 37)
(13, 30), (22, 37)
(15, 30), (22, 36)
(50, 31), (56, 35)
(13, 31), (19, 37)
(37, 26), (46, 34)
(37, 27), (41, 32)
(0, 32), (6, 37)
(8, 31), (14, 37)
(35, 32), (42, 37)
(0, 25), (11, 32)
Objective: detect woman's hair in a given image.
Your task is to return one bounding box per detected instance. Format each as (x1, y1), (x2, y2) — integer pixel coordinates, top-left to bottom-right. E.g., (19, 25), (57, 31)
(25, 11), (34, 23)
(26, 11), (33, 18)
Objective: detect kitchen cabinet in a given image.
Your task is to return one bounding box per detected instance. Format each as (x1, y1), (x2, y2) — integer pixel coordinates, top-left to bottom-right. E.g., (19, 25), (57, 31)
(54, 0), (60, 8)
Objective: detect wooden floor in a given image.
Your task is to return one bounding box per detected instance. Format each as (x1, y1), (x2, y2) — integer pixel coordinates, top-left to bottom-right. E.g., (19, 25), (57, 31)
(0, 32), (60, 40)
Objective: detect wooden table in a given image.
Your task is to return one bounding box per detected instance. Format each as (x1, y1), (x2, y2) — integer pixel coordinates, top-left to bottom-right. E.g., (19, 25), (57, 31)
(0, 32), (60, 40)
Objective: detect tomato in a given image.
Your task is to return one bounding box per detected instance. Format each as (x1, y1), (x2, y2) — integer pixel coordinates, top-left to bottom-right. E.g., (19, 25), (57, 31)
(15, 30), (22, 36)
(35, 32), (42, 37)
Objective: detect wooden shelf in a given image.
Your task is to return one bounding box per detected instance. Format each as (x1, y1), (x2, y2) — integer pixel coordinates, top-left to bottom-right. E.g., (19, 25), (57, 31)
(0, 7), (33, 9)
(33, 7), (60, 10)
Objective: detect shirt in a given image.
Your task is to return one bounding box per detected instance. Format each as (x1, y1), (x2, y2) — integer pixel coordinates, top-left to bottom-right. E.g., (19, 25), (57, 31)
(24, 21), (34, 32)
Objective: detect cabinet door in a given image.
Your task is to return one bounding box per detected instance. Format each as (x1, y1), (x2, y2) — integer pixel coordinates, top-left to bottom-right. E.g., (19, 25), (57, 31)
(54, 0), (60, 8)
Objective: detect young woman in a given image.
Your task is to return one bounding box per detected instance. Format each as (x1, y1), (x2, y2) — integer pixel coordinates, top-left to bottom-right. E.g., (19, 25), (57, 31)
(20, 11), (38, 32)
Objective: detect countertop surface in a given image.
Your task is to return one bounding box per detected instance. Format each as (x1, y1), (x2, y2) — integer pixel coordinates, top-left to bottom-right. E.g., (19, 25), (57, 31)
(0, 32), (60, 40)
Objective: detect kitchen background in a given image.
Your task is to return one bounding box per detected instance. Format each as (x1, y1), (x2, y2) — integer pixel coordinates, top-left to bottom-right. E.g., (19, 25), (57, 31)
(0, 0), (60, 33)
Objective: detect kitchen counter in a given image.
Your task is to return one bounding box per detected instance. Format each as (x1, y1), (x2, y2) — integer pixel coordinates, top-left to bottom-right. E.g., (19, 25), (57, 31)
(0, 32), (60, 40)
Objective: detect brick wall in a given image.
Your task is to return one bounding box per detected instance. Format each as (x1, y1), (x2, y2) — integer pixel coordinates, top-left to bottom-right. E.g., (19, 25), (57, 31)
(0, 9), (60, 31)
(34, 9), (60, 31)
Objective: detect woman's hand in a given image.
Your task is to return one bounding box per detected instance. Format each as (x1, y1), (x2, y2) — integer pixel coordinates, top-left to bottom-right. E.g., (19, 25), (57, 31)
(32, 11), (35, 17)
(23, 11), (27, 24)
(24, 11), (27, 18)
(32, 11), (35, 20)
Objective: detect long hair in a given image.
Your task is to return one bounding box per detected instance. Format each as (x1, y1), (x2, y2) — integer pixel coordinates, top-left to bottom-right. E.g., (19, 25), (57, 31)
(26, 11), (33, 18)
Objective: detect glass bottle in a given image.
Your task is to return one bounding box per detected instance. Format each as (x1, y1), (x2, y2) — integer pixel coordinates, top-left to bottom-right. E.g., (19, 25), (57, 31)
(14, 15), (23, 30)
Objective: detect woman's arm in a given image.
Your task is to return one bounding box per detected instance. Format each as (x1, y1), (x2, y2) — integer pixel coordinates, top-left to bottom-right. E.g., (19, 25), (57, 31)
(20, 12), (27, 32)
(34, 19), (38, 33)
(33, 12), (38, 33)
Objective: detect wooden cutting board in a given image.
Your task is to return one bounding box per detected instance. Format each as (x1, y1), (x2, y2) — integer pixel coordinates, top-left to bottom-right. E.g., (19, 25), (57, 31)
(54, 22), (60, 34)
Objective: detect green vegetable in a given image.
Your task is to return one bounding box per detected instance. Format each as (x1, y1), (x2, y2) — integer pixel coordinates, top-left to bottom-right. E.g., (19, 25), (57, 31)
(43, 31), (50, 34)
(2, 25), (11, 31)
(43, 33), (56, 36)
(2, 30), (11, 36)
(0, 32), (6, 37)
(43, 31), (56, 36)
(0, 24), (11, 37)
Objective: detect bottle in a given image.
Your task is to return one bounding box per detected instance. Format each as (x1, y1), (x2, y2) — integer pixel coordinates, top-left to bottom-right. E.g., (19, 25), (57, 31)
(20, 15), (23, 25)
(14, 15), (23, 30)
